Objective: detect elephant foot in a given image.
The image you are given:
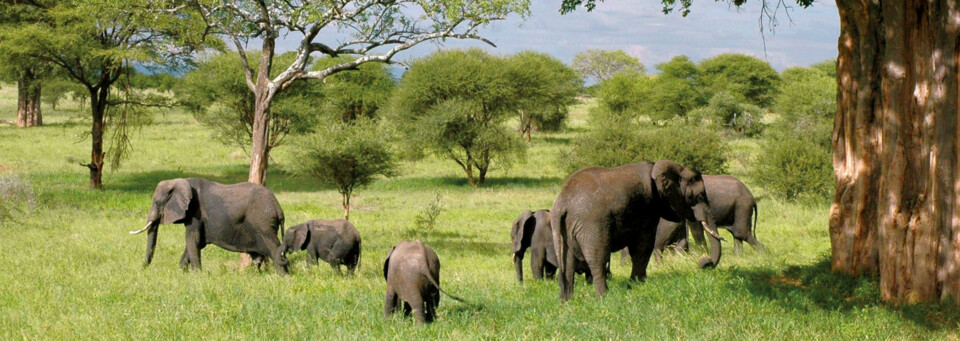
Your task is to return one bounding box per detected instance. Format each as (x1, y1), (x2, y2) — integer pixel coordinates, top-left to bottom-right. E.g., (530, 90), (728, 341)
(698, 256), (716, 269)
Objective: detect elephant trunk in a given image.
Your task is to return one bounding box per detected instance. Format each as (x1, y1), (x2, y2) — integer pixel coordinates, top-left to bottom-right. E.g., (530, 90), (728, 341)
(513, 252), (524, 282)
(142, 222), (159, 267)
(698, 221), (722, 269)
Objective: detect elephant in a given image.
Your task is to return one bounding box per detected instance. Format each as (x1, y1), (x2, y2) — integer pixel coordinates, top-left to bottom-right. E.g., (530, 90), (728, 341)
(551, 160), (722, 301)
(619, 219), (690, 264)
(279, 219), (362, 275)
(383, 240), (465, 324)
(686, 175), (764, 255)
(129, 178), (288, 275)
(511, 210), (601, 282)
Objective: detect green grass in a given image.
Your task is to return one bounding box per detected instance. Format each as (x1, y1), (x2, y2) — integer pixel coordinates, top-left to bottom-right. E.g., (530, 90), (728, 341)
(1, 85), (959, 339)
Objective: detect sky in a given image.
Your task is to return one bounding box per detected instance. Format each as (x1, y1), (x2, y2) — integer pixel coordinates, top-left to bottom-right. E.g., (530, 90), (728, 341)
(273, 0), (841, 73)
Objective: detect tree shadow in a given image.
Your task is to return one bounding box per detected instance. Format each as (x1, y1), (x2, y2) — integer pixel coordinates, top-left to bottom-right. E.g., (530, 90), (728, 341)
(539, 136), (572, 145)
(435, 176), (563, 189)
(111, 166), (335, 193)
(727, 256), (960, 331)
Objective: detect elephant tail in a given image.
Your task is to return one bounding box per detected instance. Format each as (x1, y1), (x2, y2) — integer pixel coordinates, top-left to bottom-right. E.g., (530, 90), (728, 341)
(425, 271), (468, 304)
(752, 203), (758, 239)
(552, 207), (572, 301)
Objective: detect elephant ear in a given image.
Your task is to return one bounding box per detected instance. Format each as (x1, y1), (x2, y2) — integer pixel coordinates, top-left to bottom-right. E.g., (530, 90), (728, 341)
(512, 211), (535, 253)
(652, 160), (687, 221)
(293, 225), (311, 251)
(161, 179), (193, 224)
(383, 246), (396, 280)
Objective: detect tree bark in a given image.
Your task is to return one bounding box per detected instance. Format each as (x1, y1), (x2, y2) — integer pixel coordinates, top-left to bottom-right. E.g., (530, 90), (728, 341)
(343, 192), (351, 220)
(85, 86), (108, 189)
(247, 36), (276, 186)
(16, 70), (42, 128)
(831, 0), (960, 303)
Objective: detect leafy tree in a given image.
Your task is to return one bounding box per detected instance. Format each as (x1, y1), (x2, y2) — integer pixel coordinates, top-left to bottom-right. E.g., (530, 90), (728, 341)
(128, 71), (179, 92)
(571, 49), (645, 83)
(311, 56), (396, 122)
(688, 91), (764, 137)
(289, 118), (398, 220)
(0, 1), (51, 128)
(0, 0), (207, 188)
(156, 0), (530, 186)
(773, 67), (836, 120)
(177, 52), (322, 151)
(507, 51), (581, 140)
(698, 53), (781, 108)
(389, 49), (526, 186)
(596, 70), (649, 116)
(810, 58), (837, 79)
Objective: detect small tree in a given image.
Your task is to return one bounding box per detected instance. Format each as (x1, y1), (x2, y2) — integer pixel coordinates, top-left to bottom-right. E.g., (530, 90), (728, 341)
(507, 51), (581, 140)
(773, 66), (836, 120)
(312, 56), (396, 122)
(390, 49), (526, 186)
(290, 119), (398, 220)
(571, 49), (645, 83)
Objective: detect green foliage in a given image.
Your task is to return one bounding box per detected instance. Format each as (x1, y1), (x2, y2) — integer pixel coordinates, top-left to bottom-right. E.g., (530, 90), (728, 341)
(774, 66), (836, 120)
(507, 51), (581, 134)
(563, 106), (728, 174)
(41, 79), (82, 111)
(691, 92), (765, 137)
(753, 135), (833, 201)
(594, 56), (704, 122)
(571, 49), (645, 83)
(311, 56), (396, 122)
(698, 53), (781, 107)
(811, 58), (838, 79)
(0, 174), (36, 225)
(389, 49), (527, 186)
(596, 70), (649, 115)
(177, 52), (321, 150)
(128, 71), (179, 92)
(288, 118), (399, 217)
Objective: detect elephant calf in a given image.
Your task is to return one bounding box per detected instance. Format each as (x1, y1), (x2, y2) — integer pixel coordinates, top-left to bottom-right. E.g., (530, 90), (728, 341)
(280, 219), (362, 275)
(511, 210), (598, 282)
(384, 240), (465, 324)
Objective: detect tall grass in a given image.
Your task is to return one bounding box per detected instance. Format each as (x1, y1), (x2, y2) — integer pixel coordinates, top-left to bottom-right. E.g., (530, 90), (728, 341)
(0, 87), (957, 339)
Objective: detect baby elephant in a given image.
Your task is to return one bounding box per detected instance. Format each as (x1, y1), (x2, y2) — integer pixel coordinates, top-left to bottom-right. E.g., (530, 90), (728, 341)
(280, 219), (362, 275)
(384, 240), (465, 324)
(511, 210), (599, 282)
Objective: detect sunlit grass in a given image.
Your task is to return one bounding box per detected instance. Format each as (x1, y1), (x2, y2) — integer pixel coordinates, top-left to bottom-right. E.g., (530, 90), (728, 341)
(0, 84), (957, 339)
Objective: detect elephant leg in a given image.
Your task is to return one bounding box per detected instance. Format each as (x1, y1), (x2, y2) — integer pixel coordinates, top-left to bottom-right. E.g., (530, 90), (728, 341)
(746, 234), (767, 252)
(307, 249), (320, 266)
(384, 287), (399, 318)
(250, 253), (265, 272)
(620, 247), (630, 265)
(184, 226), (202, 271)
(179, 250), (189, 270)
(687, 219), (707, 249)
(560, 246), (577, 300)
(531, 249), (545, 280)
(628, 239), (655, 282)
(412, 298), (427, 324)
(331, 261), (344, 276)
(257, 233), (287, 275)
(578, 233), (610, 297)
(733, 238), (744, 256)
(427, 288), (439, 323)
(402, 301), (413, 317)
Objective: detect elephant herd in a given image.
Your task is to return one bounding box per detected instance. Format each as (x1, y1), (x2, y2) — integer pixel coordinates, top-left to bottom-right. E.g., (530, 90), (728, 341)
(130, 159), (764, 324)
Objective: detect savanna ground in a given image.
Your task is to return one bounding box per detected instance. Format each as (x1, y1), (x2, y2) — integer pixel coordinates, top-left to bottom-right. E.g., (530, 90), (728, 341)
(0, 84), (958, 339)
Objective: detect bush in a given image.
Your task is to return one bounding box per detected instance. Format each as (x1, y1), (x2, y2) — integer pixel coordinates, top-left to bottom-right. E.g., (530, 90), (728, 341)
(508, 51), (580, 136)
(405, 192), (445, 237)
(0, 174), (37, 224)
(773, 67), (836, 120)
(562, 108), (728, 175)
(752, 136), (833, 201)
(698, 53), (781, 107)
(691, 92), (765, 137)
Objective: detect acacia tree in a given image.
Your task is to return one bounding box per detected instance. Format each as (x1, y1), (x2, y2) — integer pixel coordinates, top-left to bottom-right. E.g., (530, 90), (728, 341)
(162, 0), (529, 186)
(507, 51), (580, 141)
(0, 0), (206, 188)
(571, 49), (645, 83)
(563, 0), (960, 304)
(0, 2), (49, 128)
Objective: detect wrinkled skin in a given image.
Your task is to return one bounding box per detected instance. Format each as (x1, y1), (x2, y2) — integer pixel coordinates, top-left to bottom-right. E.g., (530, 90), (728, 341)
(551, 160), (720, 301)
(511, 210), (599, 282)
(620, 219), (689, 264)
(132, 178), (288, 275)
(280, 219), (362, 275)
(383, 241), (464, 324)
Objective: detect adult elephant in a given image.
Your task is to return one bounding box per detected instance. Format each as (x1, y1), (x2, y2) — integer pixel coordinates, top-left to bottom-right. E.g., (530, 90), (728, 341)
(551, 160), (722, 301)
(129, 178), (289, 275)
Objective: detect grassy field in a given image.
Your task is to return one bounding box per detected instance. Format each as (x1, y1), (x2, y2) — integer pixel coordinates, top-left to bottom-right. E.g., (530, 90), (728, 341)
(1, 84), (958, 339)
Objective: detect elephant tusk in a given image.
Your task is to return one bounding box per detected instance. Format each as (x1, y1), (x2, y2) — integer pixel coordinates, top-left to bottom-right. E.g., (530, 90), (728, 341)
(701, 221), (725, 241)
(129, 222), (153, 235)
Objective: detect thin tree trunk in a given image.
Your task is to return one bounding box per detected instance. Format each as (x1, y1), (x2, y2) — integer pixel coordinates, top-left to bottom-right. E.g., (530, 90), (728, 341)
(16, 70), (42, 128)
(831, 0), (960, 303)
(343, 192), (351, 220)
(247, 36), (277, 186)
(86, 87), (107, 189)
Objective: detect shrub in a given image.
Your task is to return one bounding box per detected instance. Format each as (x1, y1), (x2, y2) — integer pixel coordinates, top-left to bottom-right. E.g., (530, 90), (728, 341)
(698, 53), (781, 107)
(562, 109), (728, 175)
(774, 67), (836, 120)
(692, 92), (765, 137)
(752, 136), (833, 201)
(0, 174), (37, 224)
(406, 192), (445, 237)
(288, 118), (399, 220)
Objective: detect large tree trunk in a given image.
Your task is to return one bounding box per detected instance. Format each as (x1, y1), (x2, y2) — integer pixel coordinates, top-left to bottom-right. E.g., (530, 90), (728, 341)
(831, 0), (960, 303)
(85, 87), (108, 189)
(16, 70), (42, 128)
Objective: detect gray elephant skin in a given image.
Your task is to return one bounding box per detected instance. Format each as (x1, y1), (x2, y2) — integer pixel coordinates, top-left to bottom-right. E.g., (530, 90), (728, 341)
(280, 219), (362, 275)
(383, 240), (465, 324)
(510, 210), (598, 282)
(130, 178), (288, 275)
(551, 160), (722, 301)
